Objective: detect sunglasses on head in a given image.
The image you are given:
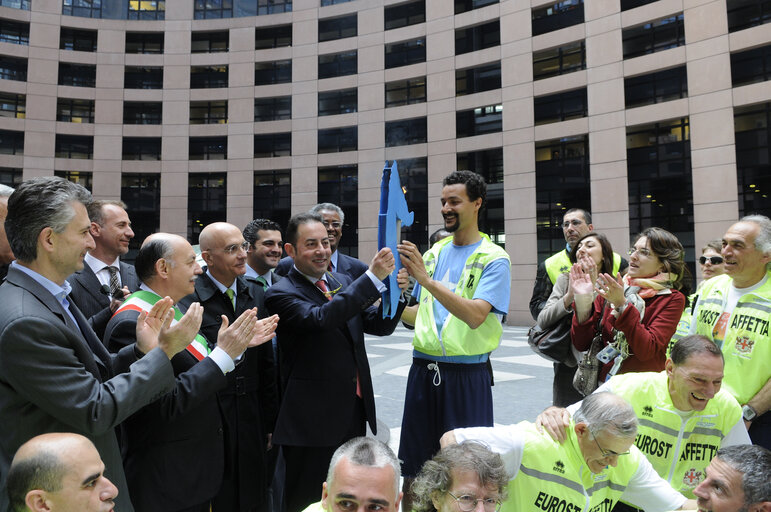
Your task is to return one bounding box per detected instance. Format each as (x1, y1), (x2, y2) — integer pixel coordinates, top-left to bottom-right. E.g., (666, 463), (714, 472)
(699, 256), (723, 265)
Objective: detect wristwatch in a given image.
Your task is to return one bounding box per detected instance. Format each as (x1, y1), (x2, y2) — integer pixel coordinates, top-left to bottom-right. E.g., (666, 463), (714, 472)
(742, 404), (758, 422)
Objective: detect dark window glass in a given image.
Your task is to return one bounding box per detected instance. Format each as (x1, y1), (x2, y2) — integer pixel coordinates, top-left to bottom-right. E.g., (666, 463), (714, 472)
(532, 0), (584, 36)
(124, 66), (163, 89)
(125, 32), (164, 53)
(121, 173), (161, 260)
(455, 0), (497, 14)
(0, 19), (29, 45)
(385, 117), (427, 146)
(731, 44), (771, 86)
(54, 171), (92, 190)
(189, 136), (227, 160)
(0, 130), (24, 155)
(385, 38), (425, 68)
(57, 98), (95, 123)
(623, 14), (685, 59)
(321, 0), (353, 5)
(252, 0), (292, 15)
(386, 158), (428, 252)
(193, 0), (232, 19)
(62, 0), (102, 18)
(457, 148), (504, 246)
(60, 27), (97, 51)
(122, 137), (161, 160)
(255, 60), (292, 85)
(455, 20), (500, 55)
(621, 0), (657, 10)
(318, 51), (357, 79)
(318, 126), (357, 153)
(55, 134), (93, 158)
(59, 63), (96, 87)
(0, 93), (25, 119)
(188, 173), (226, 244)
(319, 14), (357, 42)
(385, 76), (427, 106)
(385, 0), (426, 30)
(534, 88), (587, 125)
(124, 101), (162, 124)
(533, 40), (586, 80)
(627, 118), (694, 270)
(535, 135), (590, 261)
(727, 0), (771, 32)
(0, 0), (31, 9)
(190, 101), (227, 124)
(734, 103), (771, 217)
(191, 65), (228, 88)
(192, 31), (229, 53)
(254, 133), (291, 157)
(255, 25), (292, 49)
(128, 0), (165, 20)
(625, 66), (688, 108)
(318, 164), (358, 256)
(456, 62), (501, 96)
(0, 57), (27, 81)
(253, 169), (291, 231)
(318, 88), (357, 116)
(0, 167), (23, 188)
(254, 96), (292, 121)
(456, 104), (503, 137)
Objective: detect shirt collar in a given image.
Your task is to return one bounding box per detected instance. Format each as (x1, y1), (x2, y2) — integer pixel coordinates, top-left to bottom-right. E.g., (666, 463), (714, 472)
(84, 252), (120, 273)
(244, 263), (260, 279)
(329, 250), (338, 272)
(12, 261), (72, 302)
(206, 269), (237, 295)
(293, 265), (326, 285)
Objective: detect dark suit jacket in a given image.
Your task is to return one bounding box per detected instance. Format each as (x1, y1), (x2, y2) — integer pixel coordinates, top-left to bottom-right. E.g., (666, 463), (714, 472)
(0, 265), (175, 512)
(178, 272), (278, 511)
(275, 252), (367, 281)
(264, 268), (405, 447)
(106, 308), (228, 512)
(68, 259), (140, 339)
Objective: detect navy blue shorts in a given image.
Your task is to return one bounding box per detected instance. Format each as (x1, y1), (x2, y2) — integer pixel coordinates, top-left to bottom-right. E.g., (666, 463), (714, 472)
(398, 358), (493, 478)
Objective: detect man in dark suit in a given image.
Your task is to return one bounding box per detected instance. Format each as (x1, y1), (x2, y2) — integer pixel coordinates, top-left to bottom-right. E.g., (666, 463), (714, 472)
(103, 233), (277, 512)
(275, 203), (367, 280)
(243, 218), (284, 290)
(0, 177), (197, 512)
(265, 212), (408, 512)
(179, 222), (279, 512)
(68, 200), (139, 339)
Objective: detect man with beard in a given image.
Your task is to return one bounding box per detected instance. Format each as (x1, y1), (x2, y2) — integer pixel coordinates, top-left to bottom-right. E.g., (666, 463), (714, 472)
(396, 170), (511, 511)
(693, 445), (770, 512)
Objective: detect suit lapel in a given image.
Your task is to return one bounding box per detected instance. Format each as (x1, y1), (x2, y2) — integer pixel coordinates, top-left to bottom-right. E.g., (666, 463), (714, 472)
(73, 262), (108, 304)
(68, 299), (111, 380)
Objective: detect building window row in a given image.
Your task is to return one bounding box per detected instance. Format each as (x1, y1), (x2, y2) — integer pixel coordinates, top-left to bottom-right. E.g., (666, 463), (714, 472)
(0, 93), (25, 119)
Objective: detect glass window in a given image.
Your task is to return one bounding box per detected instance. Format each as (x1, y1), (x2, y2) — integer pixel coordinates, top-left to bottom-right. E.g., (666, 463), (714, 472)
(253, 169), (291, 232)
(731, 44), (771, 86)
(194, 0), (232, 19)
(532, 0), (584, 36)
(456, 104), (503, 137)
(124, 66), (163, 89)
(0, 130), (24, 155)
(128, 0), (165, 20)
(455, 0), (497, 14)
(385, 117), (427, 146)
(122, 137), (161, 160)
(189, 136), (227, 160)
(318, 14), (357, 42)
(121, 173), (161, 261)
(0, 0), (31, 9)
(318, 164), (358, 256)
(62, 0), (102, 18)
(734, 103), (771, 217)
(389, 158), (428, 251)
(456, 62), (501, 96)
(191, 65), (228, 88)
(621, 0), (658, 10)
(0, 19), (29, 45)
(318, 51), (357, 79)
(188, 173), (226, 244)
(252, 0), (292, 15)
(318, 126), (357, 153)
(190, 101), (227, 124)
(455, 20), (500, 55)
(385, 0), (426, 30)
(533, 40), (586, 80)
(385, 38), (425, 69)
(385, 76), (426, 107)
(254, 96), (292, 121)
(457, 148), (504, 246)
(54, 171), (92, 190)
(727, 0), (771, 32)
(125, 32), (164, 53)
(623, 14), (685, 59)
(0, 167), (23, 188)
(535, 135), (590, 261)
(124, 101), (162, 124)
(254, 133), (291, 157)
(0, 93), (25, 119)
(57, 98), (95, 123)
(255, 25), (292, 49)
(321, 0), (353, 5)
(59, 63), (96, 87)
(318, 88), (357, 116)
(192, 31), (229, 53)
(534, 88), (587, 125)
(55, 134), (93, 158)
(255, 60), (292, 85)
(0, 57), (27, 81)
(625, 66), (688, 108)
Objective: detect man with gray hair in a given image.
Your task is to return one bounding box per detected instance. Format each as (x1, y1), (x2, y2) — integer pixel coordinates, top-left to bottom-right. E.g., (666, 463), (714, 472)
(0, 183), (15, 282)
(689, 214), (771, 449)
(693, 445), (771, 512)
(301, 437), (402, 512)
(441, 392), (696, 512)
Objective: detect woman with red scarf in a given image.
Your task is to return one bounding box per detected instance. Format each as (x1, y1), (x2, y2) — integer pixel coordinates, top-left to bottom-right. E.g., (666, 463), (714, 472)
(570, 227), (691, 382)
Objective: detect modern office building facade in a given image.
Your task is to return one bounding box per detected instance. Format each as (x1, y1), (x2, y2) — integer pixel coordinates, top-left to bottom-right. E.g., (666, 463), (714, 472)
(0, 0), (769, 323)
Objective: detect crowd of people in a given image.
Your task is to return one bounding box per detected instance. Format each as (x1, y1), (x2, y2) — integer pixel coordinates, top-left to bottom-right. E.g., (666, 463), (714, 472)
(0, 174), (768, 512)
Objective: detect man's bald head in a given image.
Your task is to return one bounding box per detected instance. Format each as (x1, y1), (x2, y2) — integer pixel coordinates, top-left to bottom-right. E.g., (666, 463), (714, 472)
(199, 222), (248, 287)
(135, 233), (202, 301)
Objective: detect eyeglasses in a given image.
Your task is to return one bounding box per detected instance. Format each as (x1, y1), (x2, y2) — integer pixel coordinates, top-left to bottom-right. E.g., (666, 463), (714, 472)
(590, 431), (631, 458)
(209, 241), (250, 255)
(447, 492), (502, 512)
(562, 219), (584, 229)
(627, 247), (652, 258)
(699, 256), (723, 265)
(322, 220), (343, 230)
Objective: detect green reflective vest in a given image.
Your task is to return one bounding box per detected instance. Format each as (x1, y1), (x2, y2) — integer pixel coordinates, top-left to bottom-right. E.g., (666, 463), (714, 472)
(413, 234), (510, 357)
(607, 371), (741, 498)
(545, 250), (624, 285)
(693, 271), (771, 404)
(505, 421), (644, 512)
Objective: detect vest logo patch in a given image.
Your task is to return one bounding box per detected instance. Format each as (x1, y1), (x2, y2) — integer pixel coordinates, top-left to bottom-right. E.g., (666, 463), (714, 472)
(642, 405), (654, 418)
(682, 468), (703, 488)
(467, 274), (475, 289)
(559, 265), (569, 273)
(553, 460), (565, 474)
(734, 335), (755, 354)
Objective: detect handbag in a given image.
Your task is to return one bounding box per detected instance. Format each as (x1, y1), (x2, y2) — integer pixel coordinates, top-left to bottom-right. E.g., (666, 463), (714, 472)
(573, 302), (608, 396)
(527, 315), (574, 364)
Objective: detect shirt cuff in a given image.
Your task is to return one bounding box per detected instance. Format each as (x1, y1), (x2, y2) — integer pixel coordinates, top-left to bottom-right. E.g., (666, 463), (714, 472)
(365, 269), (387, 293)
(209, 346), (236, 374)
